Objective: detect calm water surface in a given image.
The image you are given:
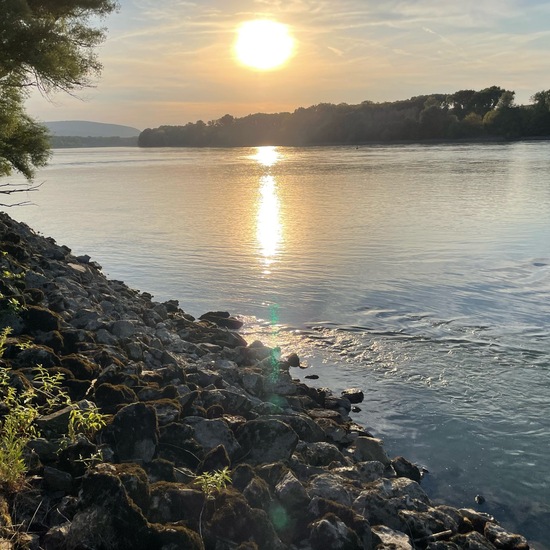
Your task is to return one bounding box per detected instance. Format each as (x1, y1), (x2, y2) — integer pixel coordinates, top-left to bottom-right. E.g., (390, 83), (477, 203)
(10, 143), (550, 547)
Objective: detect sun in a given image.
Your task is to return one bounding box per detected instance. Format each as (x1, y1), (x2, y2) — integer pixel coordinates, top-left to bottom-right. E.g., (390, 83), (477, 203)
(234, 20), (295, 71)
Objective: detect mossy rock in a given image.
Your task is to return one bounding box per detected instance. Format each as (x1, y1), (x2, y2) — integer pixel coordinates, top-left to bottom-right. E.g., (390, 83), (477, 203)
(95, 382), (139, 413)
(148, 523), (203, 550)
(61, 354), (99, 380)
(113, 463), (151, 513)
(206, 489), (284, 549)
(22, 305), (62, 333)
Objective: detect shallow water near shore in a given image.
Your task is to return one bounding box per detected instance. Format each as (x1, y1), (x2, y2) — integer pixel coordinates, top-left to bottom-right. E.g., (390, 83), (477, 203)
(9, 142), (550, 547)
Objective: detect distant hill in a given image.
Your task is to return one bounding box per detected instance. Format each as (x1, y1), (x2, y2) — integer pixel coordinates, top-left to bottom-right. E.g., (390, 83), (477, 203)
(45, 120), (141, 138)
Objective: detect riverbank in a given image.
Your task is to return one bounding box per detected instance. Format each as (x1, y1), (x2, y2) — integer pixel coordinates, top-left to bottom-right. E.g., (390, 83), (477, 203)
(0, 211), (531, 549)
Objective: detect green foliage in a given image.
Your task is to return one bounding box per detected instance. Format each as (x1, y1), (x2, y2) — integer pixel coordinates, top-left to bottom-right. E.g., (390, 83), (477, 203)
(194, 467), (232, 499)
(0, 343), (39, 490)
(0, 0), (118, 183)
(33, 365), (70, 413)
(0, 327), (10, 357)
(68, 406), (107, 443)
(140, 86), (550, 147)
(0, 336), (107, 490)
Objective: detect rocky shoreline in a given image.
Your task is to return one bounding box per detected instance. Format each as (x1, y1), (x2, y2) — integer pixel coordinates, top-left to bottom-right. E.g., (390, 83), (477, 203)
(0, 211), (530, 550)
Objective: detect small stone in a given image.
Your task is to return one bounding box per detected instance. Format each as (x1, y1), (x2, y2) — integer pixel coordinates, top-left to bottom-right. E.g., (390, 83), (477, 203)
(475, 494), (486, 504)
(305, 374), (319, 379)
(286, 352), (300, 368)
(341, 388), (364, 404)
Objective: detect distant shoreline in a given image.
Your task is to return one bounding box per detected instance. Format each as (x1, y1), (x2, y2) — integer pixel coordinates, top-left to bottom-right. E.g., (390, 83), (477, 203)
(49, 135), (550, 149)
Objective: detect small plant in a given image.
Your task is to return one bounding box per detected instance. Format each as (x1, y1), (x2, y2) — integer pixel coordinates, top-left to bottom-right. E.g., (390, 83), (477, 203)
(33, 365), (70, 413)
(194, 467), (232, 499)
(194, 467), (232, 540)
(0, 334), (107, 490)
(68, 406), (107, 443)
(0, 346), (40, 491)
(75, 449), (104, 470)
(0, 326), (10, 357)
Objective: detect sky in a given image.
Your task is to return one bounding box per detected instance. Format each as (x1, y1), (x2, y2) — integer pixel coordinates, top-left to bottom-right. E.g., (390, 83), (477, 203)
(26, 0), (550, 130)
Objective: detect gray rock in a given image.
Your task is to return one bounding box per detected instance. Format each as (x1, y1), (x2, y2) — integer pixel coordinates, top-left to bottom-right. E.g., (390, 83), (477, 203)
(43, 523), (71, 550)
(268, 414), (326, 443)
(236, 418), (299, 465)
(275, 471), (309, 509)
(371, 525), (413, 549)
(341, 388), (365, 404)
(148, 483), (203, 527)
(484, 522), (529, 549)
(308, 473), (353, 506)
(309, 513), (363, 550)
(110, 402), (159, 463)
(450, 531), (498, 549)
(353, 478), (430, 531)
(352, 436), (391, 466)
(184, 417), (241, 457)
(392, 456), (422, 482)
(111, 319), (137, 338)
(331, 461), (385, 483)
(300, 441), (347, 467)
(200, 388), (254, 415)
(43, 466), (73, 492)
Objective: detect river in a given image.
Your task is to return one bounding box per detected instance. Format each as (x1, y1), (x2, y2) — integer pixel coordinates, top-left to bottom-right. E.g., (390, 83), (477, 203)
(8, 143), (550, 547)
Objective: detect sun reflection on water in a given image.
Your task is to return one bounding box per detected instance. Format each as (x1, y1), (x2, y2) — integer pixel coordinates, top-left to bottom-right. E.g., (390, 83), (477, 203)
(254, 146), (284, 274)
(257, 174), (282, 273)
(252, 145), (280, 167)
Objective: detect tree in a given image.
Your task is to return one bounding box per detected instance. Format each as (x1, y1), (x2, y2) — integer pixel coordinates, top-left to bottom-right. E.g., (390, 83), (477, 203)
(1, 0), (118, 204)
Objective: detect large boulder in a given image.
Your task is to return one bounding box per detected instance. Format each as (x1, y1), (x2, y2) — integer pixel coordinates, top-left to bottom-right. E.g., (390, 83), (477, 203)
(236, 419), (299, 465)
(109, 402), (159, 463)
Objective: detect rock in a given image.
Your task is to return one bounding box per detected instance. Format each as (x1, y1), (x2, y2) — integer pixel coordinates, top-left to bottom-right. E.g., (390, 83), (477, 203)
(331, 461), (385, 483)
(341, 388), (364, 404)
(236, 419), (299, 465)
(309, 513), (363, 550)
(392, 456), (422, 482)
(111, 319), (137, 338)
(113, 463), (151, 512)
(43, 466), (73, 493)
(299, 441), (347, 467)
(484, 522), (529, 549)
(94, 382), (138, 413)
(352, 436), (391, 466)
(269, 414), (326, 443)
(459, 508), (496, 533)
(275, 471), (309, 509)
(308, 473), (353, 506)
(207, 490), (285, 550)
(353, 478), (430, 532)
(147, 523), (203, 550)
(286, 352), (300, 368)
(66, 468), (151, 550)
(185, 417), (241, 457)
(22, 305), (62, 333)
(43, 523), (71, 550)
(147, 482), (204, 528)
(242, 476), (272, 511)
(371, 525), (413, 549)
(198, 444), (231, 473)
(109, 402), (159, 463)
(450, 531), (498, 549)
(199, 311), (244, 329)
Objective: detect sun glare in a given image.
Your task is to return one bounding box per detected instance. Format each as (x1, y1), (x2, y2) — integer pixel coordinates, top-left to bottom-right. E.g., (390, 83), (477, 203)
(235, 20), (294, 71)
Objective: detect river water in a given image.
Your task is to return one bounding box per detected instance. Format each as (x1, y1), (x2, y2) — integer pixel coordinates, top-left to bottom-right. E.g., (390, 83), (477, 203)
(8, 143), (550, 547)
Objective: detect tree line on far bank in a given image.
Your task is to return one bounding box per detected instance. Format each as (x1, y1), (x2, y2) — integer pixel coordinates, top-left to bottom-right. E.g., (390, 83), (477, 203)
(138, 86), (550, 148)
